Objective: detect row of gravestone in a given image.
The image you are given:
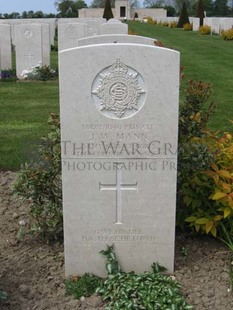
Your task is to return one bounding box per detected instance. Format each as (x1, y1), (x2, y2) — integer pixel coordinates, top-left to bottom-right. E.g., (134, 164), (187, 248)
(0, 18), (132, 79)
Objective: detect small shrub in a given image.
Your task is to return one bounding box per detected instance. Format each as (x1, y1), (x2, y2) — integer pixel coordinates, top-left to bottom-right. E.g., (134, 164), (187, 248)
(51, 41), (58, 51)
(178, 80), (216, 142)
(183, 23), (192, 31)
(199, 25), (211, 35)
(0, 69), (16, 81)
(183, 130), (233, 237)
(162, 21), (169, 27)
(169, 21), (177, 28)
(97, 245), (193, 309)
(177, 79), (216, 229)
(221, 28), (233, 40)
(143, 16), (155, 24)
(21, 64), (58, 81)
(66, 274), (102, 299)
(0, 290), (8, 301)
(14, 114), (62, 241)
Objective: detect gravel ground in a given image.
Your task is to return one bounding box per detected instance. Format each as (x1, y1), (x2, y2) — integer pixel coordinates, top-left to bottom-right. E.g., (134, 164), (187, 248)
(0, 171), (233, 310)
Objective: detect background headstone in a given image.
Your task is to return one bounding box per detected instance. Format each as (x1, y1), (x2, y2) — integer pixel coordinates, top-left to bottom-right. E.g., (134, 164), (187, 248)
(59, 43), (180, 277)
(0, 24), (12, 73)
(15, 24), (43, 79)
(101, 19), (128, 34)
(77, 34), (157, 46)
(42, 23), (51, 66)
(58, 23), (87, 52)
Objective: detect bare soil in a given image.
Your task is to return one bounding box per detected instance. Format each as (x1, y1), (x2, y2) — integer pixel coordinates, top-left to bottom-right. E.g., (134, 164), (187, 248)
(1, 171), (233, 310)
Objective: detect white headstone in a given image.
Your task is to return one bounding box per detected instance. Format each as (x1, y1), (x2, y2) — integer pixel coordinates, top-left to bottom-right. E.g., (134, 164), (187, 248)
(192, 18), (200, 31)
(42, 23), (51, 66)
(58, 23), (87, 52)
(101, 19), (128, 34)
(15, 24), (43, 79)
(77, 34), (157, 46)
(0, 24), (12, 72)
(59, 43), (180, 277)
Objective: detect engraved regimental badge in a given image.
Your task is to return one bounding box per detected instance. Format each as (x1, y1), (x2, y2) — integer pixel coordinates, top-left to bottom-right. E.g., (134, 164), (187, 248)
(92, 59), (146, 119)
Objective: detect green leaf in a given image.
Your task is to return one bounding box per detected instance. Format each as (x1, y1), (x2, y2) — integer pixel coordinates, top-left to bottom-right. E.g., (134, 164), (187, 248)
(195, 218), (209, 224)
(185, 216), (197, 222)
(212, 192), (227, 200)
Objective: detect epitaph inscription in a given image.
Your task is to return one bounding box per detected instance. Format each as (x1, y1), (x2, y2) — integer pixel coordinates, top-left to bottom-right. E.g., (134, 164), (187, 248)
(92, 59), (146, 119)
(65, 25), (77, 39)
(24, 51), (34, 67)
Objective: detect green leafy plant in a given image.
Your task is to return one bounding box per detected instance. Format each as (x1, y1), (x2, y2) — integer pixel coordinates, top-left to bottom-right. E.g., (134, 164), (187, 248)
(21, 64), (58, 81)
(0, 290), (8, 300)
(180, 130), (233, 237)
(97, 245), (193, 309)
(181, 247), (189, 257)
(99, 244), (121, 275)
(66, 274), (102, 299)
(177, 78), (217, 231)
(14, 113), (62, 241)
(0, 69), (16, 81)
(179, 80), (216, 142)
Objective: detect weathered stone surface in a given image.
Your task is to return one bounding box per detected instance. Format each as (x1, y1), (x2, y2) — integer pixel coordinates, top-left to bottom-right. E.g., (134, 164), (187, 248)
(59, 43), (180, 277)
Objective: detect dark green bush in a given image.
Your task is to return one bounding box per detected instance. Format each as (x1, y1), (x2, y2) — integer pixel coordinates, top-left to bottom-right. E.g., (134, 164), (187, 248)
(103, 0), (114, 20)
(177, 2), (190, 28)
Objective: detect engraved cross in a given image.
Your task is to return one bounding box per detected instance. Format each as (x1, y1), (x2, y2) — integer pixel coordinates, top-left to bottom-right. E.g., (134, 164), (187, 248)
(24, 51), (34, 67)
(99, 163), (138, 224)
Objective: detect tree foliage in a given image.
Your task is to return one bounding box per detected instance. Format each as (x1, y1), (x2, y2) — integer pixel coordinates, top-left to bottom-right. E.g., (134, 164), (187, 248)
(177, 2), (190, 28)
(143, 0), (165, 8)
(213, 0), (230, 16)
(196, 0), (205, 26)
(103, 0), (114, 20)
(0, 11), (57, 19)
(55, 0), (87, 17)
(91, 0), (115, 8)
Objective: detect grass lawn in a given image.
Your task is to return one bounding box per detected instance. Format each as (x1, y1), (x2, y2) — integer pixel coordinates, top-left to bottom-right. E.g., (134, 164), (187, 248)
(128, 22), (233, 132)
(0, 62), (59, 170)
(1, 28), (233, 170)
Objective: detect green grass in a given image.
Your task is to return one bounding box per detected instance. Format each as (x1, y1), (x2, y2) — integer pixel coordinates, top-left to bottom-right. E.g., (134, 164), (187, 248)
(0, 80), (59, 170)
(128, 22), (233, 132)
